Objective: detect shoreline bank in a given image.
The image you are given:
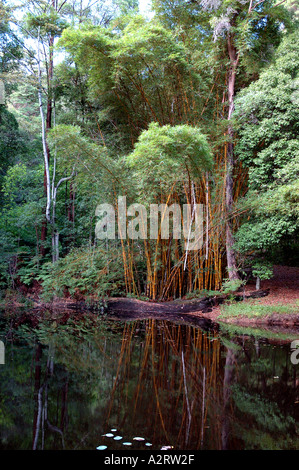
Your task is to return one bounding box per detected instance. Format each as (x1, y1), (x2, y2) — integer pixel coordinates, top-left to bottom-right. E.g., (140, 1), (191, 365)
(2, 291), (298, 331)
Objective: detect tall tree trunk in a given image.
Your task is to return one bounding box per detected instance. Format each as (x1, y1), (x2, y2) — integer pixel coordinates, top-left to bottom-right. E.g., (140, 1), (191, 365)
(225, 34), (240, 280)
(40, 31), (54, 257)
(52, 170), (76, 262)
(37, 28), (51, 258)
(40, 180), (48, 257)
(67, 181), (75, 247)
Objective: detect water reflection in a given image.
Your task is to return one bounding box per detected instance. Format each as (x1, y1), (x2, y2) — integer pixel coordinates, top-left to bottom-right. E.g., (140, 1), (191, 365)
(0, 312), (298, 450)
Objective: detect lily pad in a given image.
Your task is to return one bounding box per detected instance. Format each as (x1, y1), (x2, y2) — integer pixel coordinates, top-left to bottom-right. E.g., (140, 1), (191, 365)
(103, 433), (114, 437)
(133, 437), (145, 441)
(123, 442), (132, 446)
(96, 445), (107, 450)
(114, 436), (122, 440)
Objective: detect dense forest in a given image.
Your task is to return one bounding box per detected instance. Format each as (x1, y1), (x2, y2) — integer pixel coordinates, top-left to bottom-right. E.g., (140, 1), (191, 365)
(0, 0), (298, 304)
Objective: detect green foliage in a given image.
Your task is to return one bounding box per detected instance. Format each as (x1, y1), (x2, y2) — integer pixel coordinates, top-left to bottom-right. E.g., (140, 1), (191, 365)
(8, 82), (43, 141)
(235, 31), (299, 263)
(37, 245), (126, 301)
(0, 157), (44, 289)
(48, 124), (117, 179)
(58, 16), (202, 147)
(220, 277), (244, 295)
(127, 122), (213, 198)
(220, 299), (299, 318)
(251, 261), (273, 281)
(0, 0), (297, 301)
(0, 10), (23, 84)
(16, 255), (41, 287)
(0, 107), (27, 180)
(232, 386), (297, 449)
(24, 11), (68, 38)
(185, 288), (221, 299)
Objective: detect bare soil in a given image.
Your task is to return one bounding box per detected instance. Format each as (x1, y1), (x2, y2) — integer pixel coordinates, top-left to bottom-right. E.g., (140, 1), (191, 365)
(203, 265), (299, 326)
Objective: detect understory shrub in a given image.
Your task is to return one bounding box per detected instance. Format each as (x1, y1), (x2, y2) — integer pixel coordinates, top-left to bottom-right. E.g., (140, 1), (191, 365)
(37, 245), (126, 301)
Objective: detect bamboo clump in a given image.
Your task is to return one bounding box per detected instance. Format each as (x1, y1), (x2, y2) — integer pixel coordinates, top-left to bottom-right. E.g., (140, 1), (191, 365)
(91, 50), (248, 300)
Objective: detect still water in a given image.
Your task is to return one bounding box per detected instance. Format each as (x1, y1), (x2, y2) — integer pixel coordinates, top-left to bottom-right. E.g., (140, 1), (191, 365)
(0, 310), (298, 450)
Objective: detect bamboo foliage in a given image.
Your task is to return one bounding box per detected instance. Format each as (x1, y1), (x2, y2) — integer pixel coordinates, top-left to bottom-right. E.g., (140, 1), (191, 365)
(58, 14), (250, 299)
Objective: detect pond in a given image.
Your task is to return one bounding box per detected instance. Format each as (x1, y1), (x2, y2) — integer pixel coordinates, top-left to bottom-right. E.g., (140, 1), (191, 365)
(0, 310), (298, 450)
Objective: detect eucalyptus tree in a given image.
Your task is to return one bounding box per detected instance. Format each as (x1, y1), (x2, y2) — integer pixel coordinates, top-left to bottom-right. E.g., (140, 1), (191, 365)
(17, 0), (69, 256)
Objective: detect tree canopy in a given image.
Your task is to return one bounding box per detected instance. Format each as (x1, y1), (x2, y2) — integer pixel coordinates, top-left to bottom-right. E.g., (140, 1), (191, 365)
(0, 0), (297, 300)
(235, 32), (299, 265)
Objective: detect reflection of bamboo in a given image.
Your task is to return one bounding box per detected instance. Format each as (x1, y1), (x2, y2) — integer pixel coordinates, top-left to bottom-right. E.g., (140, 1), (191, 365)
(103, 319), (222, 449)
(200, 366), (206, 448)
(181, 350), (192, 446)
(160, 323), (222, 449)
(132, 322), (152, 417)
(151, 319), (169, 442)
(105, 322), (135, 423)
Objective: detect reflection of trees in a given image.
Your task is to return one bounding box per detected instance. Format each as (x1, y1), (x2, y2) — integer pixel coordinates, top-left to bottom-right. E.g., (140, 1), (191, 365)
(32, 343), (68, 449)
(28, 318), (125, 450)
(221, 347), (236, 450)
(0, 317), (123, 450)
(104, 319), (223, 450)
(0, 316), (298, 450)
(105, 324), (298, 450)
(228, 338), (299, 450)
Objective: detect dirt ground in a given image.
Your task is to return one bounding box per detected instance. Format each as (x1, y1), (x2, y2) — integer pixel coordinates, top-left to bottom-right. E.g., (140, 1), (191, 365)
(204, 265), (299, 323)
(250, 265), (299, 305)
